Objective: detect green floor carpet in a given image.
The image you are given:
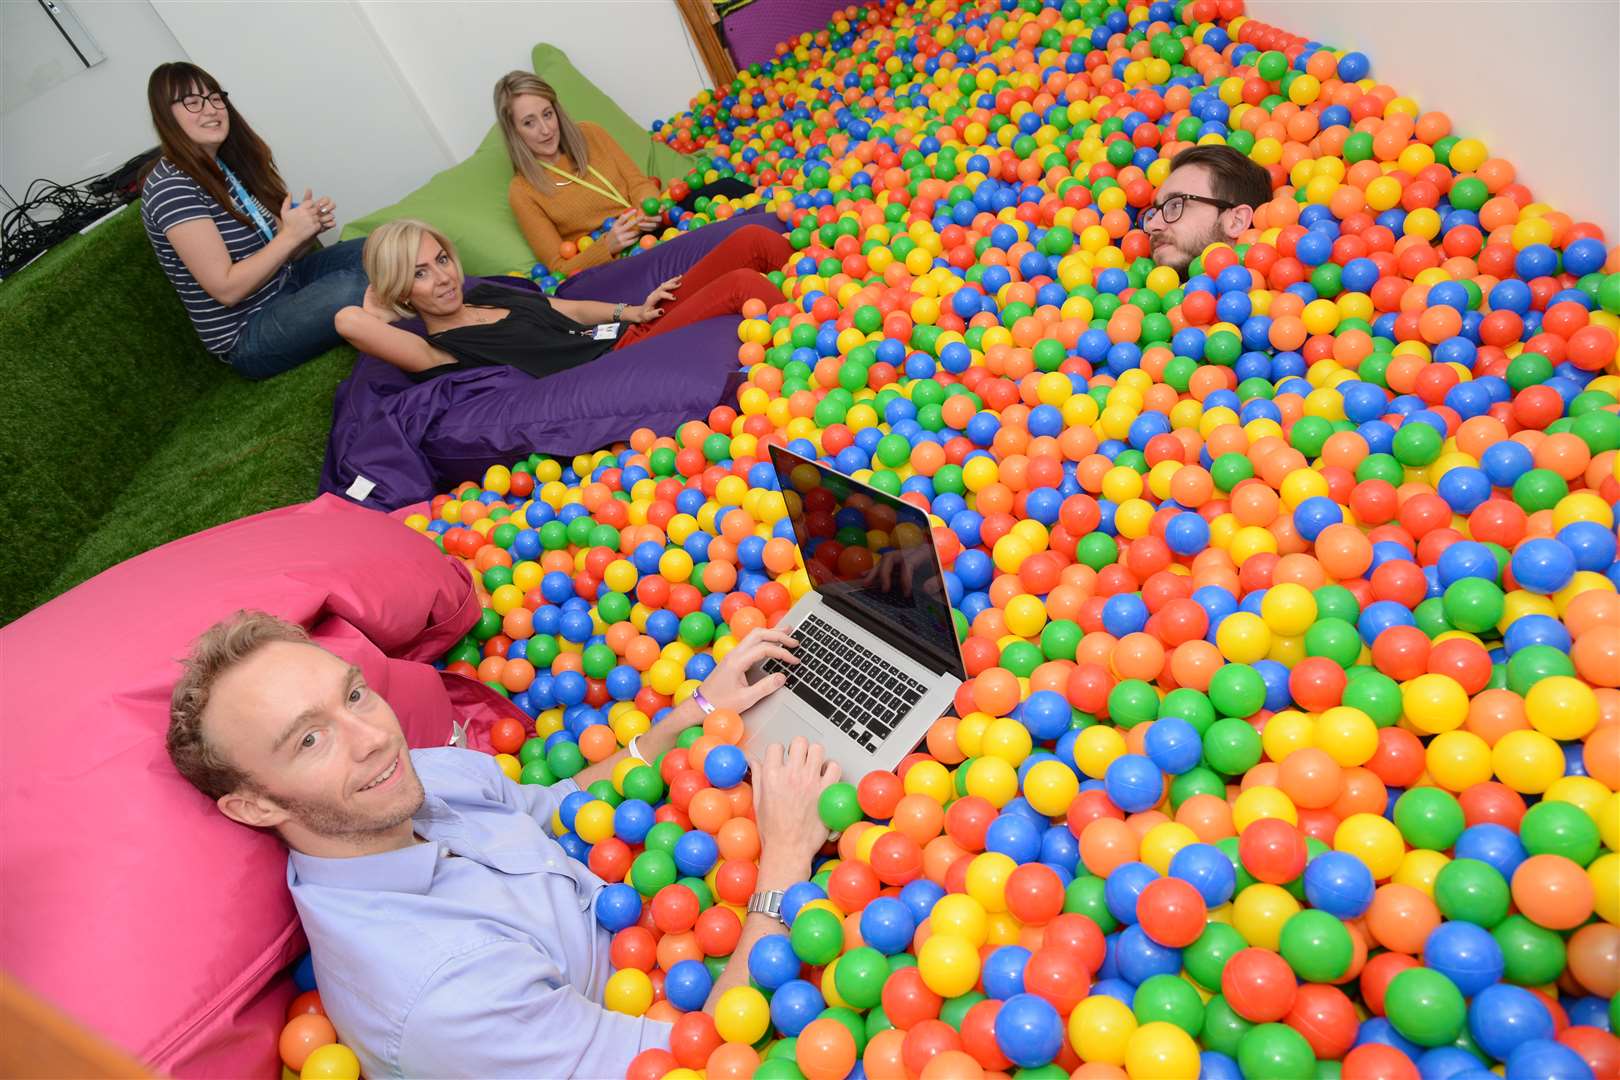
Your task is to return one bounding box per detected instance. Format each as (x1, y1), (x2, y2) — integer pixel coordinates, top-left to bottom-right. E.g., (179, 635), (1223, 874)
(0, 203), (353, 625)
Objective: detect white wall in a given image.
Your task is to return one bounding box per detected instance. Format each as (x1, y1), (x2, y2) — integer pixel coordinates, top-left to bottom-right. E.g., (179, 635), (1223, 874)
(355, 0), (709, 161)
(1247, 0), (1620, 242)
(149, 0), (453, 234)
(0, 0), (182, 206)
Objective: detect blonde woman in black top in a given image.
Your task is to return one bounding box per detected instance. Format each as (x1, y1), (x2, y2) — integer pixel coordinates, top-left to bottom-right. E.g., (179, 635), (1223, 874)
(336, 219), (780, 380)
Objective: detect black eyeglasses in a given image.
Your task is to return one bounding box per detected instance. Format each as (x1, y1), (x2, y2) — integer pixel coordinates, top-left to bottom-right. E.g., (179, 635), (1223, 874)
(1143, 192), (1238, 225)
(173, 91), (229, 113)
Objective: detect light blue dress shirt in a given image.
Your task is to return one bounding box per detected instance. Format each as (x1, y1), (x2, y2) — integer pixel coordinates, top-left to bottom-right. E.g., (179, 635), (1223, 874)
(288, 747), (671, 1079)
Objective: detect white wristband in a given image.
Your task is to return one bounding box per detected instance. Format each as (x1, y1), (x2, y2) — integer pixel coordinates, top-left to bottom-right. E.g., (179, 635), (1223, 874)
(627, 734), (648, 764)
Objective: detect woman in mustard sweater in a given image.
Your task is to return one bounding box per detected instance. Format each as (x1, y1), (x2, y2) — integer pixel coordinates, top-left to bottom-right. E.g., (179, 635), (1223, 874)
(496, 72), (790, 307)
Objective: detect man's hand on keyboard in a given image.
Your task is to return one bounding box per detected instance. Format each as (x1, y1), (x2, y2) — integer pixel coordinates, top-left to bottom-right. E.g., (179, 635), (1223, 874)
(751, 736), (841, 877)
(697, 626), (799, 714)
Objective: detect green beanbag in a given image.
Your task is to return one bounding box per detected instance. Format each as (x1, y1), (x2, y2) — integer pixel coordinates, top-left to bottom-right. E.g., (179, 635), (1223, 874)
(340, 42), (694, 277)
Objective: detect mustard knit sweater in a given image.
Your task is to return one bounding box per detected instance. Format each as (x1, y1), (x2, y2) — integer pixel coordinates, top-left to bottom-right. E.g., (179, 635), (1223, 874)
(508, 122), (662, 276)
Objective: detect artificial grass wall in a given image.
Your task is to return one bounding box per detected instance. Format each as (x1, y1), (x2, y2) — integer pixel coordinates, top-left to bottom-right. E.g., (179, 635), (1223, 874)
(0, 203), (354, 624)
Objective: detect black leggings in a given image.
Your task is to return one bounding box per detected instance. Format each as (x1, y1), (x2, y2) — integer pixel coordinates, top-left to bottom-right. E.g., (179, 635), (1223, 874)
(677, 178), (755, 210)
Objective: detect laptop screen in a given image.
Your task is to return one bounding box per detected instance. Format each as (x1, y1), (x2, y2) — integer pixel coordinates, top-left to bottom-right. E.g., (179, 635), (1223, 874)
(769, 446), (966, 680)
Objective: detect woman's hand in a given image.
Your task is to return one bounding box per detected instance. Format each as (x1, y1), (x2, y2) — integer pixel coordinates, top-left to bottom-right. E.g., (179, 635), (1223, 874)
(630, 276), (681, 323)
(750, 737), (840, 880)
(695, 625), (797, 715)
(605, 209), (643, 254)
(278, 188), (332, 243)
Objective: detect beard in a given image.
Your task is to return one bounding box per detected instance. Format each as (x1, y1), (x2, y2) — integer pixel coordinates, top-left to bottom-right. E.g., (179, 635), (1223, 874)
(1152, 221), (1227, 275)
(253, 769), (425, 840)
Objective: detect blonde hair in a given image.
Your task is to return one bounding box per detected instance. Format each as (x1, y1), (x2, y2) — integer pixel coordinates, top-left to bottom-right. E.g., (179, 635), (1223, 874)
(494, 71), (589, 195)
(362, 218), (463, 317)
(169, 610), (311, 800)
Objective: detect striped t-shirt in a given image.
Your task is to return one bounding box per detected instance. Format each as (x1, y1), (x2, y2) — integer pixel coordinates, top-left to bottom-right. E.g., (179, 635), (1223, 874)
(141, 159), (290, 355)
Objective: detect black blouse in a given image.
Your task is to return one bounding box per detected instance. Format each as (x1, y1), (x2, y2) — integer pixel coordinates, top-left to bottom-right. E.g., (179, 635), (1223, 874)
(417, 283), (615, 382)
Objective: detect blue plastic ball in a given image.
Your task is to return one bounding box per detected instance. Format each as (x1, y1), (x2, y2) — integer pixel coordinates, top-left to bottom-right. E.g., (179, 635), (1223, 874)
(1303, 851), (1377, 918)
(1104, 753), (1164, 813)
(747, 934), (801, 990)
(594, 883), (643, 932)
(1469, 984), (1554, 1062)
(994, 993), (1064, 1068)
(1423, 921), (1504, 997)
(664, 958), (713, 1011)
(704, 744), (749, 789)
(858, 896), (917, 955)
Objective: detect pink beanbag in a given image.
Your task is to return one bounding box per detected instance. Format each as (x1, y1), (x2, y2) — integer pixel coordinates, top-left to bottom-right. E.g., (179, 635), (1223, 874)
(0, 495), (512, 1077)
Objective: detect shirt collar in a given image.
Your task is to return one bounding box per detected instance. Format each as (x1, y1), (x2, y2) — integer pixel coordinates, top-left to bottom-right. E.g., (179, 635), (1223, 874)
(287, 792), (462, 896)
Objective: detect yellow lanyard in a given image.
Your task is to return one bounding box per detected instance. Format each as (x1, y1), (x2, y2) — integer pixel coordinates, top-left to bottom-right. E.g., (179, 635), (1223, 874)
(537, 160), (630, 210)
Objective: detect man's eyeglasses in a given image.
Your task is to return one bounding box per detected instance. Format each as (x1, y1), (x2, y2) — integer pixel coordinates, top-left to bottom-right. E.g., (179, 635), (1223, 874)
(174, 91), (229, 114)
(1142, 192), (1239, 225)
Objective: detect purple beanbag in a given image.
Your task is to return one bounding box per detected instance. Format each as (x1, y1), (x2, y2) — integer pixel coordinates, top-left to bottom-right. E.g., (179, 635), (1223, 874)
(553, 209), (786, 304)
(321, 277), (744, 510)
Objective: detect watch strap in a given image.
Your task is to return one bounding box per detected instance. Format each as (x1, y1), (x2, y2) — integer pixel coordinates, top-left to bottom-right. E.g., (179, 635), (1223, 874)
(747, 889), (785, 922)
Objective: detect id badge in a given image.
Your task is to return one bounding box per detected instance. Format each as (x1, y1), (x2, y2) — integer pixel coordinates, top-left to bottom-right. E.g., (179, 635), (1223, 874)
(593, 322), (621, 341)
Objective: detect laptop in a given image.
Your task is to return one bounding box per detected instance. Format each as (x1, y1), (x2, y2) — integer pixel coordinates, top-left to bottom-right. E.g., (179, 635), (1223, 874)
(741, 445), (967, 778)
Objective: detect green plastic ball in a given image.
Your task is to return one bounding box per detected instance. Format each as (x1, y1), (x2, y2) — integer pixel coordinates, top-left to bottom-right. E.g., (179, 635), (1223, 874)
(1384, 968), (1467, 1046)
(1237, 1023), (1316, 1080)
(818, 782), (862, 831)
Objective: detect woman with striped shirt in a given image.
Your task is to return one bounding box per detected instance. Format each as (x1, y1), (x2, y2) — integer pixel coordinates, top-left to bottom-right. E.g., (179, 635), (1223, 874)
(140, 62), (367, 379)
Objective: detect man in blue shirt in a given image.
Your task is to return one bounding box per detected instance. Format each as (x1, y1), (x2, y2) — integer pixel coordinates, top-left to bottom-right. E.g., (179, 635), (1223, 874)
(167, 610), (838, 1079)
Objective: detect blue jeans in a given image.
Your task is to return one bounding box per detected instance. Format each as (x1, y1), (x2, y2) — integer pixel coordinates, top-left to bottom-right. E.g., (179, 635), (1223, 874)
(226, 238), (368, 379)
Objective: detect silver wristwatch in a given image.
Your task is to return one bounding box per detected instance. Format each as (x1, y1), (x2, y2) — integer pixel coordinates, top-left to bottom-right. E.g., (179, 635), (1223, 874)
(747, 889), (785, 923)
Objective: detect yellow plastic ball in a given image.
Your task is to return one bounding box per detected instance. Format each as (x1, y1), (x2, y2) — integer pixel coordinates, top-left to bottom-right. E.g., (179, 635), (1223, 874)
(1260, 582), (1318, 635)
(1231, 883), (1301, 950)
(1524, 675), (1599, 740)
(1024, 759), (1080, 817)
(1070, 994), (1137, 1066)
(1589, 852), (1620, 926)
(1402, 673), (1469, 734)
(1491, 729), (1565, 793)
(299, 1044), (360, 1080)
(1139, 822), (1199, 875)
(713, 986), (770, 1043)
(1392, 848), (1449, 896)
(1074, 725), (1127, 779)
(1232, 785), (1299, 830)
(1215, 611), (1271, 663)
(1316, 705), (1379, 767)
(979, 716), (1034, 765)
(1334, 812), (1405, 881)
(931, 894), (990, 946)
(1004, 593), (1048, 638)
(965, 755), (1020, 808)
(603, 968), (654, 1016)
(1125, 1021), (1201, 1080)
(903, 759), (953, 803)
(917, 933), (981, 997)
(573, 800), (616, 844)
(1426, 730), (1493, 792)
(965, 852), (1017, 913)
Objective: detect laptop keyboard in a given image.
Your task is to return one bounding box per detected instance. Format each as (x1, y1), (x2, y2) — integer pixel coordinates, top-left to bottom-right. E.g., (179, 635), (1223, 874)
(760, 613), (929, 751)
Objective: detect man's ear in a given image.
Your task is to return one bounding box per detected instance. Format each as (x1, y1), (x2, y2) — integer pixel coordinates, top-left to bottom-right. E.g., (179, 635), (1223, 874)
(218, 787), (290, 830)
(1223, 204), (1255, 239)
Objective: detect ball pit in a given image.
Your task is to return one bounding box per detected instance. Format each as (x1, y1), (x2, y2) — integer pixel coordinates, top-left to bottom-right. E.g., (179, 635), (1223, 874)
(324, 0), (1620, 1075)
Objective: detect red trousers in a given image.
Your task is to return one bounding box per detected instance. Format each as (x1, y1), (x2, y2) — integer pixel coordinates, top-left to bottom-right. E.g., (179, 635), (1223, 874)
(615, 225), (792, 348)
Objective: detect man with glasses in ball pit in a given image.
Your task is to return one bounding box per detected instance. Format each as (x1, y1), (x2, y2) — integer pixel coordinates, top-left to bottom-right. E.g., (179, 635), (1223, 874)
(1144, 145), (1274, 275)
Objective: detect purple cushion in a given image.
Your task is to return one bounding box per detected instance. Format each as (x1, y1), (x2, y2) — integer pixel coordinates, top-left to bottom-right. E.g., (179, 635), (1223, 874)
(722, 0), (856, 68)
(321, 278), (743, 509)
(554, 210), (786, 305)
